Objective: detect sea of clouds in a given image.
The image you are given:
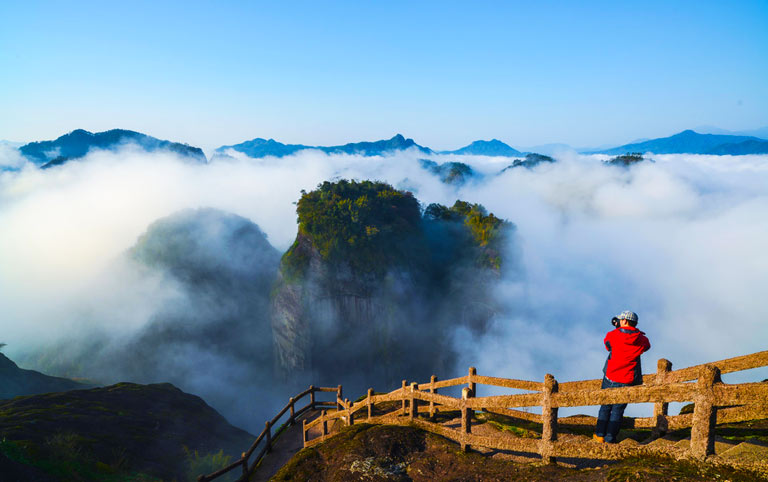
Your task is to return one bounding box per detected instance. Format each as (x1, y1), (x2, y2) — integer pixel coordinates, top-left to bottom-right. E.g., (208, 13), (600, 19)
(1, 144), (766, 421)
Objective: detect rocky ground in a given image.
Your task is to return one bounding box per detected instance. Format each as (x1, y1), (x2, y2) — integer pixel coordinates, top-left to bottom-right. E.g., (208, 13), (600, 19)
(272, 413), (768, 482)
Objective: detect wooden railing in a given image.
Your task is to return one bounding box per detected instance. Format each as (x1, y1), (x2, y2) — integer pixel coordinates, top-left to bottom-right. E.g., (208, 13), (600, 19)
(198, 385), (340, 482)
(303, 350), (768, 463)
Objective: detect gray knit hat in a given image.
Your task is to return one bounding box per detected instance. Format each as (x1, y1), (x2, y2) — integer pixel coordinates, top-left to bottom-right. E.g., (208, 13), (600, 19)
(617, 311), (638, 323)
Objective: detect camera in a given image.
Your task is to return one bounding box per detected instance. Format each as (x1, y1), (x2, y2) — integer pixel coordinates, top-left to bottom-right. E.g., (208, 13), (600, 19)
(611, 317), (620, 327)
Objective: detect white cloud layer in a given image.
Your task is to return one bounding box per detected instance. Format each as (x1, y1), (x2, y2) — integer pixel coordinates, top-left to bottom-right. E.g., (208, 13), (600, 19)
(1, 146), (766, 418)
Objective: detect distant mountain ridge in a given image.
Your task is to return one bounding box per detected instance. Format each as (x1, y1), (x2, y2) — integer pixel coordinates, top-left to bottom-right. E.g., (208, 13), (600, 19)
(706, 139), (768, 155)
(693, 125), (768, 139)
(15, 128), (768, 167)
(19, 129), (207, 167)
(216, 137), (310, 158)
(588, 129), (768, 155)
(216, 134), (432, 159)
(441, 139), (523, 157)
(0, 352), (87, 399)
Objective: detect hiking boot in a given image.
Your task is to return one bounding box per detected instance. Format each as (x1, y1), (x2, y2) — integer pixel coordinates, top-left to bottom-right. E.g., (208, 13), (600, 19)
(592, 434), (605, 443)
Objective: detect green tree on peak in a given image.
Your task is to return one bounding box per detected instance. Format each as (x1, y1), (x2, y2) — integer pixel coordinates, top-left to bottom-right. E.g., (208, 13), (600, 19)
(424, 200), (511, 269)
(284, 180), (424, 277)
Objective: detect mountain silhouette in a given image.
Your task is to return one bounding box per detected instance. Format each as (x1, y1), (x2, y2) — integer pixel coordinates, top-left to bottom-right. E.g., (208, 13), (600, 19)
(0, 352), (87, 399)
(588, 130), (768, 155)
(19, 129), (207, 167)
(215, 134), (432, 159)
(442, 139), (523, 157)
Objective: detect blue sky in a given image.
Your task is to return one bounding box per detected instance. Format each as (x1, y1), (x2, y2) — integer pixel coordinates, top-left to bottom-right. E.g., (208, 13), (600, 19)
(1, 1), (767, 150)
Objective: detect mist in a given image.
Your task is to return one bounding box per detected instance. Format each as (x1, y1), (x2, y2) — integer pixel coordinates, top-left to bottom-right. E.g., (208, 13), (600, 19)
(1, 144), (766, 425)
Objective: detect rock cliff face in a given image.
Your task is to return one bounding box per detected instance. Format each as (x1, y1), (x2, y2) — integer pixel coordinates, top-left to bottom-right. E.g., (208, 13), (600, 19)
(271, 180), (513, 392)
(273, 238), (425, 386)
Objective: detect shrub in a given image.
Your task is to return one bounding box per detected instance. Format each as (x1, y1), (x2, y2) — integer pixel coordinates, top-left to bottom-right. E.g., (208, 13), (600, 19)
(184, 447), (235, 482)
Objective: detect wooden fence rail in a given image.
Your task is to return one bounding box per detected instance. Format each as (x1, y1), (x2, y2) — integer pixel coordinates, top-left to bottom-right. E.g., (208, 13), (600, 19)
(198, 385), (340, 482)
(303, 350), (768, 463)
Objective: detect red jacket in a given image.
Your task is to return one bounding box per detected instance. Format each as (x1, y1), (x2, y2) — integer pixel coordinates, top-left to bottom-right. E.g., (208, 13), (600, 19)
(603, 326), (651, 384)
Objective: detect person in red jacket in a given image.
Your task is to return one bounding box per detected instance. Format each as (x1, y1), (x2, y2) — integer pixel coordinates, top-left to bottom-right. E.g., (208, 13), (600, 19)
(593, 310), (651, 443)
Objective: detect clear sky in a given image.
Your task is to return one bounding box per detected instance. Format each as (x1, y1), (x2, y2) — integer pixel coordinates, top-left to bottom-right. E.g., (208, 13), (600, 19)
(1, 0), (767, 150)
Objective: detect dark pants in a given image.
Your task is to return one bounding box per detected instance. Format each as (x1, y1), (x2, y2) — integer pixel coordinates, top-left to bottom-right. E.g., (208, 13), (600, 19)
(595, 376), (630, 443)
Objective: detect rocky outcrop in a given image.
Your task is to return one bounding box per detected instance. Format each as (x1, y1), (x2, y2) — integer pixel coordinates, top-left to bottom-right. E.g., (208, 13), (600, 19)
(272, 232), (421, 386)
(25, 208), (281, 431)
(271, 180), (513, 392)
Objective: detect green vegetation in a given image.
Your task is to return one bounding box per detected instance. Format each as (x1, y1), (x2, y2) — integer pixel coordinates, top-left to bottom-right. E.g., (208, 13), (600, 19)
(0, 382), (253, 481)
(441, 200), (507, 248)
(0, 436), (161, 481)
(501, 152), (556, 172)
(607, 152), (646, 167)
(679, 403), (694, 414)
(184, 448), (236, 482)
(0, 433), (241, 482)
(425, 200), (511, 269)
(605, 454), (763, 482)
(475, 411), (541, 438)
(284, 180), (424, 277)
(271, 446), (323, 481)
(282, 180), (512, 279)
(440, 162), (474, 184)
(419, 159), (477, 185)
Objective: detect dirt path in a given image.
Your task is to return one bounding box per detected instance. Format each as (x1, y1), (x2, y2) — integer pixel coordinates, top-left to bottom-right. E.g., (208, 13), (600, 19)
(249, 410), (319, 482)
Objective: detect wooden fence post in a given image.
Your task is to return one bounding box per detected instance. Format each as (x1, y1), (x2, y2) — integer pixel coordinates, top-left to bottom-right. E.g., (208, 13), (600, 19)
(310, 385), (315, 410)
(409, 382), (418, 420)
(653, 359), (672, 437)
(289, 396), (295, 423)
(461, 386), (474, 452)
(367, 388), (373, 420)
(265, 420), (272, 454)
(242, 457), (248, 478)
(691, 365), (719, 460)
(429, 375), (437, 418)
(401, 379), (407, 414)
(302, 419), (308, 446)
(540, 373), (558, 464)
(321, 410), (328, 437)
(346, 398), (354, 426)
(468, 366), (477, 397)
(337, 385), (343, 412)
